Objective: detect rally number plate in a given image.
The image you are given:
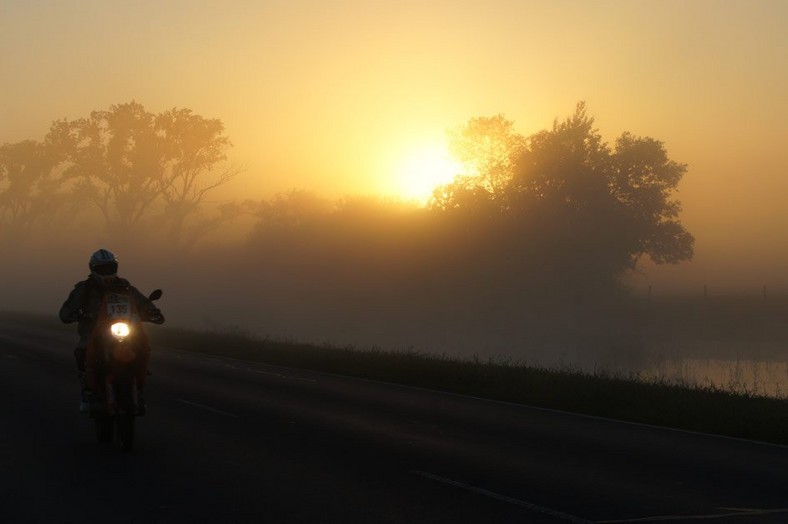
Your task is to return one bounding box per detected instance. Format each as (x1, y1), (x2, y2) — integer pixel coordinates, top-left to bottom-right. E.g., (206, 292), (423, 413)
(106, 293), (131, 319)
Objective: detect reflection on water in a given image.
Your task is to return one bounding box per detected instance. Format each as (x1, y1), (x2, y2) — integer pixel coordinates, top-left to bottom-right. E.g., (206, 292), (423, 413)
(638, 358), (788, 399)
(576, 355), (788, 399)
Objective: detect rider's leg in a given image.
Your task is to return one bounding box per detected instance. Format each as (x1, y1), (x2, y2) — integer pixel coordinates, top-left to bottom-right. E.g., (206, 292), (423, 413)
(74, 345), (92, 412)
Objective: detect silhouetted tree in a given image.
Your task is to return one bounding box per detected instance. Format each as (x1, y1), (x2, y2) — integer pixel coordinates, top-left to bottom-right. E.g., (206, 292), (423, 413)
(155, 107), (242, 247)
(46, 101), (239, 248)
(430, 103), (694, 292)
(609, 132), (693, 264)
(0, 139), (68, 244)
(432, 115), (526, 212)
(512, 102), (693, 268)
(449, 114), (526, 194)
(48, 102), (164, 233)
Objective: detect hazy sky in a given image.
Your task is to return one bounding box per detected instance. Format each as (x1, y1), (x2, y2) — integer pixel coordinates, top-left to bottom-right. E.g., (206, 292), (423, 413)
(3, 0), (787, 292)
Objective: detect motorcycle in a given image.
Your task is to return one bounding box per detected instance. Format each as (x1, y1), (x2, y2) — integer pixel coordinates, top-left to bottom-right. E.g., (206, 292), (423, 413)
(85, 285), (162, 451)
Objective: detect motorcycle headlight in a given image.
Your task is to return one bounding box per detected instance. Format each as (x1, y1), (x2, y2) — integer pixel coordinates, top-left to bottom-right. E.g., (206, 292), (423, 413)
(110, 322), (131, 340)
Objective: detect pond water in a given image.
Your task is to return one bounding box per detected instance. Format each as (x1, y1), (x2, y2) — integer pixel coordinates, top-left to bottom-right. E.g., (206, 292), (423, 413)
(637, 357), (788, 399)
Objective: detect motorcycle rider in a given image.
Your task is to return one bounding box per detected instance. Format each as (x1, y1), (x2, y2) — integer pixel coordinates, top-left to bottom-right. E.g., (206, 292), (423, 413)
(59, 249), (164, 412)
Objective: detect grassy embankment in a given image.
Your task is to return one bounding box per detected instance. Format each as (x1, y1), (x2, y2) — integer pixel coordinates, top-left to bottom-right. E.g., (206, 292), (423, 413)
(148, 324), (788, 446)
(4, 311), (786, 445)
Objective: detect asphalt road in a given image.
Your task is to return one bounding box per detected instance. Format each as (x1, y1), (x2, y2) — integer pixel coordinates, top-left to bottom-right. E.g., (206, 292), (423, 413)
(2, 319), (787, 523)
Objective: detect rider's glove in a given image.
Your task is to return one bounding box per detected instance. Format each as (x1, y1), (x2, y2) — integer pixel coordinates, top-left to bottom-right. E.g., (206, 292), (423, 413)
(76, 309), (95, 322)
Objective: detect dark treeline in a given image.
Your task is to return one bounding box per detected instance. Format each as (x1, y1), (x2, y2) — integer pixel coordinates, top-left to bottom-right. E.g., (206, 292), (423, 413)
(2, 102), (698, 360)
(242, 103), (693, 310)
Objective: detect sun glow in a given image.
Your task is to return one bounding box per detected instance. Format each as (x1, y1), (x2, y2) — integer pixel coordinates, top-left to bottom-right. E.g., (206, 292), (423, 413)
(394, 144), (463, 204)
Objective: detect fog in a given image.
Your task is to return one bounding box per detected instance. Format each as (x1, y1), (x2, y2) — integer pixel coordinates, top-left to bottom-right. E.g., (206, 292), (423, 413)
(3, 182), (788, 382)
(3, 99), (788, 404)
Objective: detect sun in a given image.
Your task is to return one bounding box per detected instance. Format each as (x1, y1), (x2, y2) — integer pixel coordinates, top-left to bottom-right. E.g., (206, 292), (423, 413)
(394, 144), (463, 204)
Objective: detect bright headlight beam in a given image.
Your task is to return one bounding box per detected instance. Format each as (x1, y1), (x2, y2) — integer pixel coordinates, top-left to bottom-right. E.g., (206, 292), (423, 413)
(110, 322), (130, 340)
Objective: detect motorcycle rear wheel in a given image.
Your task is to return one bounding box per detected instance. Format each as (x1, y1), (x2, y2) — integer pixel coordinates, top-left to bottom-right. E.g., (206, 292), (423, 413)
(116, 414), (135, 452)
(95, 416), (114, 443)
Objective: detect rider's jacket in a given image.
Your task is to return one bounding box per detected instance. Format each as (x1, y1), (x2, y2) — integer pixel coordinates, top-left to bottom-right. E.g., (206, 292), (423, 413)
(59, 276), (159, 347)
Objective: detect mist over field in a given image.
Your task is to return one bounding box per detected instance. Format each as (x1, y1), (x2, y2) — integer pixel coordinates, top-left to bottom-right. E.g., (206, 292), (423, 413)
(3, 101), (788, 402)
(4, 216), (788, 400)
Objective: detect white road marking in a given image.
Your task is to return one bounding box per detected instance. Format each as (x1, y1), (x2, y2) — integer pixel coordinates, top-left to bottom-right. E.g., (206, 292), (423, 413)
(597, 507), (788, 522)
(412, 470), (592, 523)
(176, 398), (240, 418)
(3, 354), (19, 359)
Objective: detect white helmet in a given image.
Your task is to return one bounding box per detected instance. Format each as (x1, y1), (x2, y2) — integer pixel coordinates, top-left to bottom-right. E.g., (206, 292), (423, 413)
(89, 249), (118, 285)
